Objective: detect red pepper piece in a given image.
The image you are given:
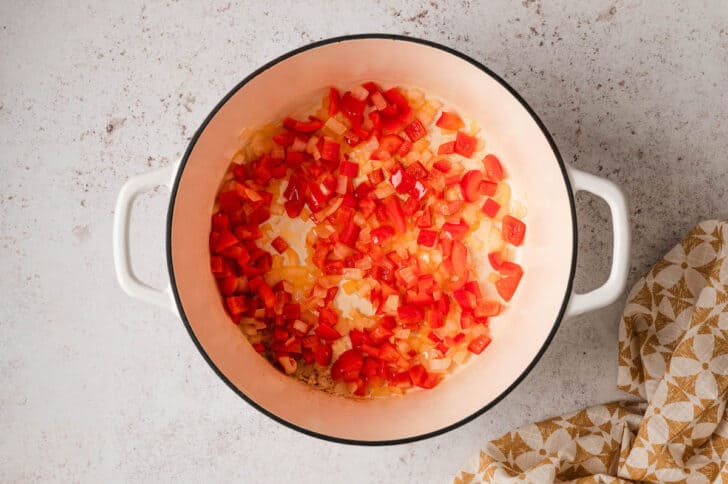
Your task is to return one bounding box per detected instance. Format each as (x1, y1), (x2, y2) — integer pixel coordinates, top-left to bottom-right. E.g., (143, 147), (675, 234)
(482, 198), (501, 218)
(482, 154), (504, 182)
(460, 170), (484, 202)
(417, 229), (437, 247)
(371, 134), (404, 160)
(225, 296), (247, 316)
(340, 160), (358, 177)
(442, 220), (469, 240)
(454, 131), (477, 158)
(315, 324), (341, 341)
(468, 335), (492, 355)
(383, 196), (406, 233)
(404, 119), (427, 142)
(502, 215), (526, 246)
(488, 251), (505, 270)
(438, 141), (456, 155)
(370, 225), (395, 244)
(331, 349), (364, 382)
(339, 222), (361, 247)
(328, 87), (340, 116)
(435, 111), (465, 131)
(479, 180), (497, 196)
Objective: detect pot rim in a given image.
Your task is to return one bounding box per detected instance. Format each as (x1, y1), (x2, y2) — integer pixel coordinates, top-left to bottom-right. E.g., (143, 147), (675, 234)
(166, 33), (578, 446)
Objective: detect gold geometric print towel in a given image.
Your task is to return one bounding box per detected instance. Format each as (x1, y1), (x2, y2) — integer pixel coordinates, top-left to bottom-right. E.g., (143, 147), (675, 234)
(455, 220), (728, 483)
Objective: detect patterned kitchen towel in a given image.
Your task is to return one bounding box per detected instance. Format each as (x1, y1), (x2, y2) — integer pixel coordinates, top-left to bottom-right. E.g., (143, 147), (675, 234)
(455, 220), (728, 484)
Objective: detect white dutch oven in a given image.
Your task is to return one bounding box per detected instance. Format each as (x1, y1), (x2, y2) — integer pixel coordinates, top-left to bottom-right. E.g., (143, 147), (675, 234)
(113, 35), (630, 444)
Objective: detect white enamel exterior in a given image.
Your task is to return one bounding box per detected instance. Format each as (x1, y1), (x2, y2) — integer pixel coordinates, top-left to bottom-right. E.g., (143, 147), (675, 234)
(113, 37), (630, 443)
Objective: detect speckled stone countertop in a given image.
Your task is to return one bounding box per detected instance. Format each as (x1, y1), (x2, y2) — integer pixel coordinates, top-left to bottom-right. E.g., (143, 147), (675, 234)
(1, 1), (727, 482)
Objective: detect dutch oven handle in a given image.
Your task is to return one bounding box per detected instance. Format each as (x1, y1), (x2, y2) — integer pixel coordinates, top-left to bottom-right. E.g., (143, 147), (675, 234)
(564, 166), (631, 317)
(113, 165), (178, 315)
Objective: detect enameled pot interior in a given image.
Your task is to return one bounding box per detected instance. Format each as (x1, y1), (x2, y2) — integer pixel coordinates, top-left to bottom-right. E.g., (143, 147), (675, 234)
(169, 37), (574, 442)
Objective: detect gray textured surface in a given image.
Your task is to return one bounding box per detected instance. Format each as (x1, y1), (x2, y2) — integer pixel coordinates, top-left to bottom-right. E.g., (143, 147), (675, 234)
(1, 1), (727, 482)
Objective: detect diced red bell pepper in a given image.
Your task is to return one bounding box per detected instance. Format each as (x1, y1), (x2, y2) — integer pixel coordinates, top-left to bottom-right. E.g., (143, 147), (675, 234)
(331, 349), (364, 382)
(212, 213), (230, 231)
(502, 215), (526, 246)
(464, 280), (483, 299)
(320, 139), (340, 163)
(218, 275), (238, 296)
(454, 131), (477, 158)
(214, 231), (239, 253)
(451, 240), (468, 277)
(283, 116), (323, 133)
(495, 262), (523, 301)
(271, 236), (289, 254)
(435, 111), (465, 131)
(284, 199), (304, 218)
(474, 300), (501, 319)
(479, 180), (497, 196)
(339, 222), (361, 247)
(482, 198), (500, 218)
(404, 119), (427, 142)
(370, 225), (395, 244)
(383, 196), (406, 233)
(217, 191), (242, 214)
(318, 306), (338, 326)
(273, 131), (296, 147)
(397, 305), (424, 324)
(482, 154), (504, 182)
(433, 159), (451, 173)
(468, 335), (492, 355)
(442, 220), (469, 240)
(488, 251), (505, 271)
(367, 325), (393, 344)
(340, 160), (358, 177)
(362, 358), (380, 378)
(407, 291), (434, 306)
(453, 287), (476, 310)
(225, 296), (247, 316)
(401, 196), (419, 216)
(340, 92), (366, 126)
(315, 324), (341, 341)
(417, 229), (438, 247)
(282, 303), (301, 320)
(362, 81), (380, 94)
(210, 255), (224, 273)
(409, 364), (428, 388)
(397, 139), (412, 157)
(391, 168), (416, 194)
(438, 141), (456, 155)
(367, 168), (385, 185)
(371, 134), (404, 160)
(328, 87), (340, 116)
(382, 87), (409, 109)
(314, 344), (332, 366)
(460, 170), (484, 202)
(416, 208), (432, 228)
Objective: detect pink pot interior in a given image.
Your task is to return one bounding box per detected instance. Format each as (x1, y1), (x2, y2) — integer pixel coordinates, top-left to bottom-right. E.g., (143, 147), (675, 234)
(169, 38), (574, 442)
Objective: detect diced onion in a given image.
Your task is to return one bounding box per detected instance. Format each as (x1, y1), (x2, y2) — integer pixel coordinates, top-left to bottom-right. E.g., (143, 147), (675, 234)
(278, 356), (297, 374)
(343, 268), (363, 279)
(374, 183), (396, 199)
(383, 294), (399, 313)
(324, 116), (347, 135)
(393, 328), (411, 339)
(427, 357), (452, 372)
(290, 137), (307, 152)
(351, 85), (369, 101)
(292, 320), (308, 333)
(335, 175), (348, 195)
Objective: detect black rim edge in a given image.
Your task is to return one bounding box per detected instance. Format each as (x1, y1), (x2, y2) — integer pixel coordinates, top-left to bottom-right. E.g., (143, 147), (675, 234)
(166, 33), (578, 446)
